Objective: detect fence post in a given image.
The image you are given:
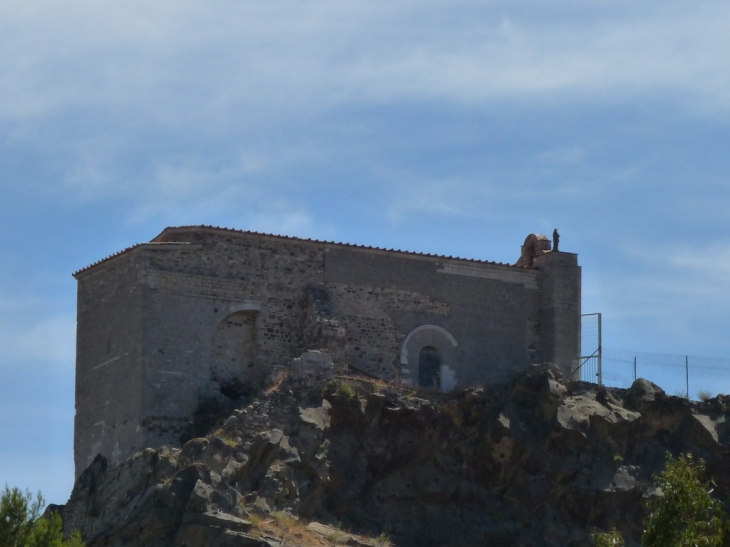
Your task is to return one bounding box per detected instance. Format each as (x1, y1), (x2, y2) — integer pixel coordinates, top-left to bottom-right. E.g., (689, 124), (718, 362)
(634, 356), (637, 382)
(597, 313), (602, 386)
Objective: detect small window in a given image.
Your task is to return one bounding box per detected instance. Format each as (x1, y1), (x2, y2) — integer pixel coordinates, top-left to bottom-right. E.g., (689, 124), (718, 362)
(418, 346), (440, 388)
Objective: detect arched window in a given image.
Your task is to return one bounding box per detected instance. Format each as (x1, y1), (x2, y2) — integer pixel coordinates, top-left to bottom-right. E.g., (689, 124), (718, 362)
(418, 346), (441, 388)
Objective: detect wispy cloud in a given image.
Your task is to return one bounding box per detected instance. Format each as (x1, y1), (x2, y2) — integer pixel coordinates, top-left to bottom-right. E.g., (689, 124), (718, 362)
(0, 291), (75, 366)
(623, 240), (730, 280)
(589, 238), (730, 355)
(242, 204), (320, 238)
(2, 0), (729, 217)
(385, 175), (487, 223)
(2, 1), (730, 126)
(0, 314), (75, 366)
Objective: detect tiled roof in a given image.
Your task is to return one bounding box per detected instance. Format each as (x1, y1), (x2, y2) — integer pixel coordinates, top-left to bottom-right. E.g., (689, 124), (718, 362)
(72, 242), (194, 277)
(156, 225), (517, 266)
(73, 225), (517, 276)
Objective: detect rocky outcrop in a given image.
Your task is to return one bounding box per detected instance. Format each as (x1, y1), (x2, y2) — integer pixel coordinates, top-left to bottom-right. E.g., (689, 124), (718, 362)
(61, 353), (730, 547)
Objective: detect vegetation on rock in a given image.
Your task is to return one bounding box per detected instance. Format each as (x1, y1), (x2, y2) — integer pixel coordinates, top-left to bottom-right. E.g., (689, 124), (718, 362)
(593, 528), (624, 546)
(594, 453), (726, 547)
(0, 486), (84, 547)
(643, 453), (724, 547)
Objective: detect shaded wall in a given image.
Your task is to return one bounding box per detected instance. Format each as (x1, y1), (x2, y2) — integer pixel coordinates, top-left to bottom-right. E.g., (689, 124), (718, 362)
(74, 253), (146, 477)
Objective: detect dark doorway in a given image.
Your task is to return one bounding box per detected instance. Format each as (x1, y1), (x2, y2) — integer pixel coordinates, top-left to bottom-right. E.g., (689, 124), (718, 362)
(418, 346), (441, 389)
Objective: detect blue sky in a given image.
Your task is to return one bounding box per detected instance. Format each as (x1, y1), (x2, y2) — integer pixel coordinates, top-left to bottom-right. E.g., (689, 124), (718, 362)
(3, 0), (730, 505)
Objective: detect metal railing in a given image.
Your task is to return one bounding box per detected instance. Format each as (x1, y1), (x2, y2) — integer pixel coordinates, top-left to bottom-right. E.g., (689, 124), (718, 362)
(578, 313), (602, 384)
(596, 348), (730, 400)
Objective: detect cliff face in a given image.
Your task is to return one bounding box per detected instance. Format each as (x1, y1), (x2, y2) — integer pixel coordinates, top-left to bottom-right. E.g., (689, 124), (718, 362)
(61, 352), (730, 547)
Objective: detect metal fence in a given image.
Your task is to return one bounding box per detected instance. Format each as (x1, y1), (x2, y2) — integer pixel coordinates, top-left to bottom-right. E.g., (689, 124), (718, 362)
(573, 313), (730, 399)
(596, 348), (730, 400)
(578, 355), (601, 384)
(578, 313), (602, 384)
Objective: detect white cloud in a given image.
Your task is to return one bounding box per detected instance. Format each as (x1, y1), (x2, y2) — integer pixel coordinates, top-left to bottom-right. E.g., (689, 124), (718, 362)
(665, 245), (730, 277)
(2, 0), (730, 128)
(244, 206), (317, 238)
(586, 238), (730, 357)
(0, 305), (76, 508)
(2, 0), (729, 217)
(121, 141), (333, 225)
(0, 314), (76, 365)
(386, 176), (484, 222)
(622, 241), (730, 285)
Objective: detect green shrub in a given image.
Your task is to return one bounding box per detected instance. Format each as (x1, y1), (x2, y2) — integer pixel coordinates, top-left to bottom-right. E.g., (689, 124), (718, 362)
(0, 485), (85, 547)
(336, 382), (357, 400)
(592, 528), (624, 546)
(643, 453), (724, 547)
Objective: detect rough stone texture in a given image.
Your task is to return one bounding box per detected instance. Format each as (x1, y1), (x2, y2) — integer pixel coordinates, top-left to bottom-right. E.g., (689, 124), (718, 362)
(515, 233), (553, 267)
(60, 357), (730, 547)
(72, 227), (580, 477)
(74, 253), (147, 477)
(535, 251), (582, 375)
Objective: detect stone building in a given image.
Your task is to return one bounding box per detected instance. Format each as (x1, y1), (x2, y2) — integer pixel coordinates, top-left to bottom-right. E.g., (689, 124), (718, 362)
(72, 226), (581, 477)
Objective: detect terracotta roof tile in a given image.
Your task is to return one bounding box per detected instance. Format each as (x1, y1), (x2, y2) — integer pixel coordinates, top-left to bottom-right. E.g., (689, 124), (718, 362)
(72, 242), (194, 277)
(73, 225), (518, 276)
(156, 225), (517, 267)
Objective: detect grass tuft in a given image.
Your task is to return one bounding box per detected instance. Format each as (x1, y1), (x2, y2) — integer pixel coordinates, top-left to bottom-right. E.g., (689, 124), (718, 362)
(698, 389), (713, 402)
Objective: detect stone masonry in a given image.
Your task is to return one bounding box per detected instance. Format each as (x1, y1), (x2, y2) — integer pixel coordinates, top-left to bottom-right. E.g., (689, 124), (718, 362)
(72, 226), (581, 477)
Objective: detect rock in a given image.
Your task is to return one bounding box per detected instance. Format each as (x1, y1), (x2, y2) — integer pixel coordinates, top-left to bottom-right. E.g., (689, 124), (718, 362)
(539, 377), (567, 420)
(185, 480), (215, 514)
(307, 522), (386, 547)
(682, 413), (729, 449)
(173, 526), (270, 547)
(288, 350), (335, 390)
(200, 437), (234, 474)
(627, 378), (665, 404)
(181, 510), (252, 531)
(60, 361), (730, 547)
(299, 402), (331, 431)
(180, 438), (209, 467)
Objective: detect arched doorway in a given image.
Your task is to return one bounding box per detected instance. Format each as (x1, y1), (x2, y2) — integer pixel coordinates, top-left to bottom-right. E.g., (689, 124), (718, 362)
(400, 325), (458, 392)
(418, 346), (441, 388)
(211, 311), (256, 392)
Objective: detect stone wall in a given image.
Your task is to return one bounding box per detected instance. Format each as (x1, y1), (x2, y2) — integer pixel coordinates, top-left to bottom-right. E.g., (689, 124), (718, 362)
(74, 252), (146, 475)
(323, 246), (544, 386)
(136, 233), (326, 459)
(535, 251), (582, 376)
(73, 226), (581, 477)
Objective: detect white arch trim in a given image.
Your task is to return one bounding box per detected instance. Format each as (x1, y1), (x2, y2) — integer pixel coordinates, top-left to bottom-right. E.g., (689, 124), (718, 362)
(229, 300), (262, 313)
(400, 324), (458, 365)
